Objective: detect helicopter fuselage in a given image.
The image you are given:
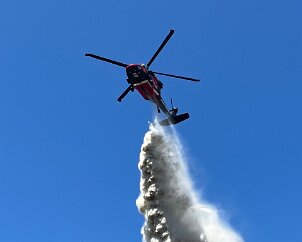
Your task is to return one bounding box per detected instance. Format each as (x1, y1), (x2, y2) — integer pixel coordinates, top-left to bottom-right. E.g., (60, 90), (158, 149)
(126, 64), (161, 100)
(125, 64), (170, 116)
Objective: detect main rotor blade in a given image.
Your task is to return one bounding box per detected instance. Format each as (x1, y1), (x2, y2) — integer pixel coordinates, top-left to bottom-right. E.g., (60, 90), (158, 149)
(117, 85), (133, 102)
(152, 71), (200, 82)
(146, 29), (175, 68)
(85, 53), (128, 68)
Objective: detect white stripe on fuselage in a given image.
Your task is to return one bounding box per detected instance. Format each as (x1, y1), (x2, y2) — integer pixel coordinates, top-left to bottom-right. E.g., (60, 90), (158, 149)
(134, 80), (159, 96)
(133, 80), (149, 86)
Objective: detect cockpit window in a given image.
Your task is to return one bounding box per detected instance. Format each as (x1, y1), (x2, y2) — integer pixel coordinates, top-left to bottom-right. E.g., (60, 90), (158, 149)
(126, 65), (149, 84)
(127, 66), (142, 78)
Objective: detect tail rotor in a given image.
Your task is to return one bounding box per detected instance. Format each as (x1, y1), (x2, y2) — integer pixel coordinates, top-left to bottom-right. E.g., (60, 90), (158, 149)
(169, 98), (178, 116)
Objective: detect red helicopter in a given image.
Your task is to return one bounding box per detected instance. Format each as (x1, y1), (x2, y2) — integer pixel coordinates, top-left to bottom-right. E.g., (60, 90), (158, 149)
(85, 29), (200, 126)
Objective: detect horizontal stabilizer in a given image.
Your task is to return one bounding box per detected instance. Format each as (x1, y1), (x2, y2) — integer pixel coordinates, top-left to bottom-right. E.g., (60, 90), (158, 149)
(160, 113), (190, 126)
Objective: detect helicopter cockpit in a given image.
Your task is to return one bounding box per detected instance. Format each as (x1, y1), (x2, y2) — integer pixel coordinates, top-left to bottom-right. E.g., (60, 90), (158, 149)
(126, 64), (149, 84)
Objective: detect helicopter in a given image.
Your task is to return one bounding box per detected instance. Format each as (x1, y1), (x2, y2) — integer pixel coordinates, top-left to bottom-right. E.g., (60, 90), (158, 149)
(85, 29), (200, 126)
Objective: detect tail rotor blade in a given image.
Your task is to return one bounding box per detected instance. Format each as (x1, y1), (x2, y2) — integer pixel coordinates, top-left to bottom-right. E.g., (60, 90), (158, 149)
(152, 71), (200, 82)
(85, 53), (128, 68)
(146, 29), (175, 68)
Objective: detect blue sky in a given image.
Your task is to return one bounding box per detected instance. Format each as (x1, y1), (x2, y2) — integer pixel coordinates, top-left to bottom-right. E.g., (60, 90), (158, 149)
(0, 0), (301, 241)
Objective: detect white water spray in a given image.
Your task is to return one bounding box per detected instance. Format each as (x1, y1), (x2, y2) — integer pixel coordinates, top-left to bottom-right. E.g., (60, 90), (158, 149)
(136, 121), (244, 242)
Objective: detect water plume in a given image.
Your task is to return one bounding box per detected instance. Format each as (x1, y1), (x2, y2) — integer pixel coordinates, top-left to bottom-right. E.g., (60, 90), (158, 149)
(136, 120), (243, 242)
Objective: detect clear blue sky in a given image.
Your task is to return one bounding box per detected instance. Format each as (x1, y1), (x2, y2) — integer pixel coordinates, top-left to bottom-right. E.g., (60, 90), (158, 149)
(0, 0), (301, 241)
